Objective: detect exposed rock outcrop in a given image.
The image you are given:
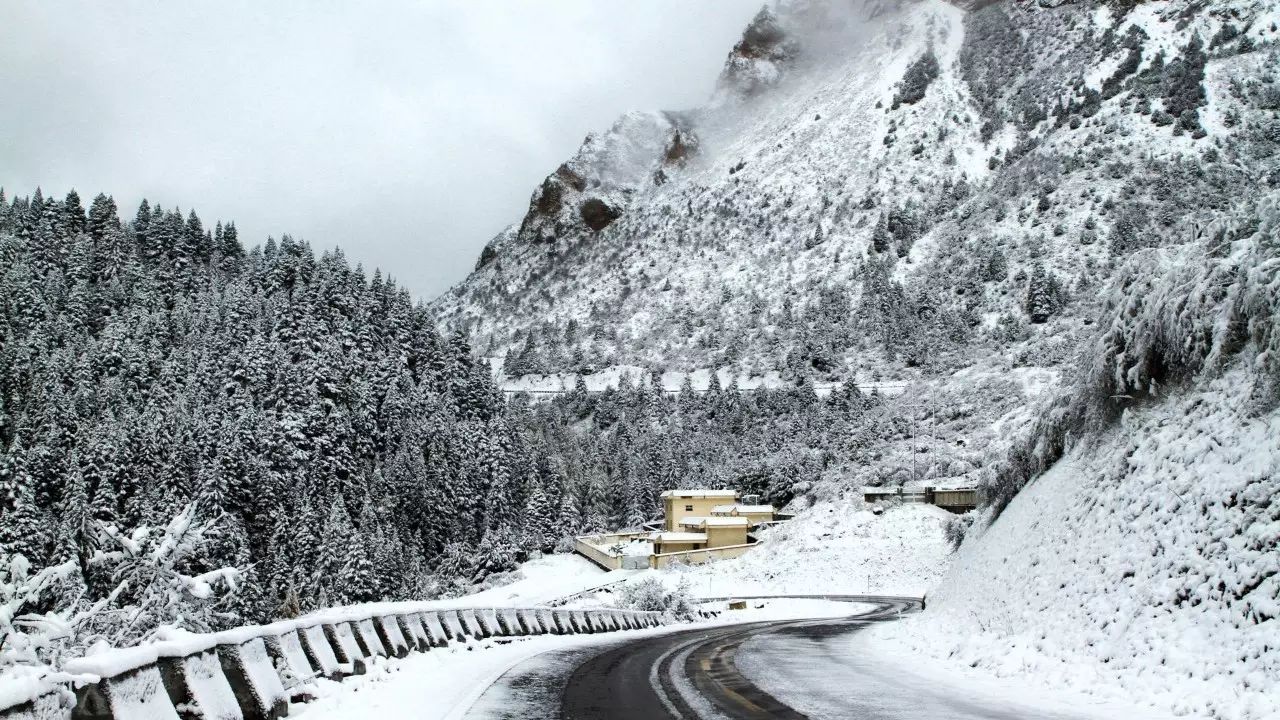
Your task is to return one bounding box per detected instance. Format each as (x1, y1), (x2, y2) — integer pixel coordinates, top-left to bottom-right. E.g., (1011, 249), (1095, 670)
(513, 111), (697, 243)
(716, 7), (797, 98)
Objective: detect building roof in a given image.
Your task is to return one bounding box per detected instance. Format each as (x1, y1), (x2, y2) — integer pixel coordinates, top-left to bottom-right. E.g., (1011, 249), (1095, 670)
(711, 504), (775, 514)
(862, 486), (901, 495)
(929, 483), (980, 492)
(656, 532), (708, 543)
(660, 489), (738, 499)
(680, 516), (750, 528)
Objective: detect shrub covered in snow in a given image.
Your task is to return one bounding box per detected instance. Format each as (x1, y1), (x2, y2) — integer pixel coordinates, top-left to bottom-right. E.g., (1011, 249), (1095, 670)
(616, 577), (694, 620)
(1, 504), (243, 700)
(892, 48), (940, 108)
(942, 512), (974, 551)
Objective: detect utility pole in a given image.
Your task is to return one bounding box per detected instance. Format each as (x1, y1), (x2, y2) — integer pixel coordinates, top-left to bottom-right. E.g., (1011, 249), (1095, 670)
(898, 402), (926, 485)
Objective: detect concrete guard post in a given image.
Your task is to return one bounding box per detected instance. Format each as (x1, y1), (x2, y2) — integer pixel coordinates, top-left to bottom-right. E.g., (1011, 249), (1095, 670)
(550, 609), (574, 635)
(591, 610), (611, 633)
(263, 630), (318, 701)
(489, 608), (509, 637)
(298, 625), (342, 680)
(459, 609), (488, 639)
(73, 665), (181, 720)
(218, 639), (289, 720)
(589, 611), (609, 632)
(0, 694), (62, 720)
(354, 618), (388, 659)
(440, 610), (468, 641)
(476, 609), (503, 638)
(420, 611), (452, 645)
(157, 648), (244, 720)
(375, 615), (411, 658)
(506, 607), (532, 630)
(535, 609), (559, 635)
(395, 614), (432, 652)
(1, 693), (65, 720)
(495, 608), (523, 636)
(516, 608), (543, 635)
(322, 623), (364, 675)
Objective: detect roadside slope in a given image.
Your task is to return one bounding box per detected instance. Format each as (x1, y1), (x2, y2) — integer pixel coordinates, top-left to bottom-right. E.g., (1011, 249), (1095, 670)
(870, 196), (1280, 719)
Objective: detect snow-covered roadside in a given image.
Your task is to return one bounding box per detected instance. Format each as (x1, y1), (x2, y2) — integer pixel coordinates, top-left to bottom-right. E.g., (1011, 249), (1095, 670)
(737, 623), (1180, 720)
(290, 600), (869, 720)
(867, 367), (1280, 720)
(638, 501), (954, 601)
(449, 553), (630, 607)
(289, 631), (635, 720)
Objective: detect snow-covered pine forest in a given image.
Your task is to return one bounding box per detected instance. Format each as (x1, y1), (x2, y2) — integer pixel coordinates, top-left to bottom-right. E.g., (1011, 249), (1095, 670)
(0, 189), (560, 633)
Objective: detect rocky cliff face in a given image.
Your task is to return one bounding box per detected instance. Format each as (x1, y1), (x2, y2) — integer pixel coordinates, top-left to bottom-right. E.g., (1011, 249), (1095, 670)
(716, 7), (798, 98)
(482, 110), (697, 260)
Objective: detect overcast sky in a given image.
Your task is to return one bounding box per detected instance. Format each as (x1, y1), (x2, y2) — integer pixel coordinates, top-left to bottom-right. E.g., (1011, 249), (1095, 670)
(0, 1), (759, 299)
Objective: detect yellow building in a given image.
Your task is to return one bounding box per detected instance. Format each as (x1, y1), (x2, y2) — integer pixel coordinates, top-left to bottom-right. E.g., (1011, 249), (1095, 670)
(681, 516), (750, 547)
(576, 489), (786, 570)
(660, 489), (739, 531)
(652, 516), (751, 554)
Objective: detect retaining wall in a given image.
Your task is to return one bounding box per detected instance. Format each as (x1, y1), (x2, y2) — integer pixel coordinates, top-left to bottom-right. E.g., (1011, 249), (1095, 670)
(1, 604), (665, 720)
(650, 542), (756, 568)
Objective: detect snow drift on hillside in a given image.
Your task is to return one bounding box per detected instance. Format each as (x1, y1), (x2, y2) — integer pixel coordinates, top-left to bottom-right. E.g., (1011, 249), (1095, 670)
(641, 501), (954, 599)
(870, 365), (1280, 720)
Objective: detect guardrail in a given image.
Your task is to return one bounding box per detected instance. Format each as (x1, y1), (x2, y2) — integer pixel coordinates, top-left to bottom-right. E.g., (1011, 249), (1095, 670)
(0, 604), (678, 720)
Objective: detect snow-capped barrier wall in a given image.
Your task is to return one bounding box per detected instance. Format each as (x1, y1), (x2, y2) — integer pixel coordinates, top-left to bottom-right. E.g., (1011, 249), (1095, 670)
(0, 605), (667, 720)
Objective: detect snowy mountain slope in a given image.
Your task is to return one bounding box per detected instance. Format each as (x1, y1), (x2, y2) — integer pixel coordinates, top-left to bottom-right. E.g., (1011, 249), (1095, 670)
(869, 192), (1280, 718)
(874, 365), (1279, 719)
(438, 0), (1278, 387)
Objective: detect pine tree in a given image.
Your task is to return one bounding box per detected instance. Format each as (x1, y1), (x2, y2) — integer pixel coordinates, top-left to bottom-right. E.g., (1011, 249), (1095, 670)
(318, 497), (356, 604)
(0, 443), (45, 562)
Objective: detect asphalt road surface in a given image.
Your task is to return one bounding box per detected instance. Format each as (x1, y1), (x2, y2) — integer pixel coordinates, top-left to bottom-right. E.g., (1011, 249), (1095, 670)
(462, 596), (921, 720)
(461, 595), (1162, 719)
(560, 597), (919, 720)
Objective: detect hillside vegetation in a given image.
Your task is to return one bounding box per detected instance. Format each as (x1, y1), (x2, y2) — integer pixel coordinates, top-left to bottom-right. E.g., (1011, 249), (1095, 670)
(0, 190), (559, 631)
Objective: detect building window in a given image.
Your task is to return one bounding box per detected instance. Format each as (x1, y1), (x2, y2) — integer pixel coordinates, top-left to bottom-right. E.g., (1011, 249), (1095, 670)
(685, 505), (693, 511)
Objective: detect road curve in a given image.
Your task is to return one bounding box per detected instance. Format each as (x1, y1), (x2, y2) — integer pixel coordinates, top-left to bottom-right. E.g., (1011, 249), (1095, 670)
(559, 596), (921, 720)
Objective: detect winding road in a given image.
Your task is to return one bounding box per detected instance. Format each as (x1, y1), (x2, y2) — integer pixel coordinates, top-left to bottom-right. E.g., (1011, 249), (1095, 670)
(463, 595), (923, 719)
(560, 596), (918, 720)
(459, 595), (1157, 720)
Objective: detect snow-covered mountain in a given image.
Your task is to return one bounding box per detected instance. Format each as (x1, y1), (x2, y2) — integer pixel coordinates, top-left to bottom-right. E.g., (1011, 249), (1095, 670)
(437, 0), (1280, 716)
(438, 0), (1276, 383)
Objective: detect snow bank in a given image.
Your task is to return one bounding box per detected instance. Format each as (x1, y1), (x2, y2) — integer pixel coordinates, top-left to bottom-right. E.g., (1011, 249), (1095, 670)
(740, 621), (1175, 720)
(647, 500), (954, 599)
(873, 366), (1280, 719)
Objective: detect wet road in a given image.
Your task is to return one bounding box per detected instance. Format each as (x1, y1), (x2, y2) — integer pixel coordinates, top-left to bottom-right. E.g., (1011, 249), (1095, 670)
(463, 596), (922, 719)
